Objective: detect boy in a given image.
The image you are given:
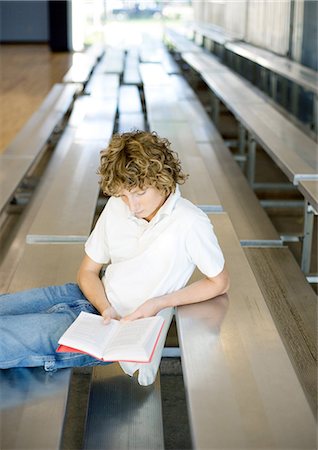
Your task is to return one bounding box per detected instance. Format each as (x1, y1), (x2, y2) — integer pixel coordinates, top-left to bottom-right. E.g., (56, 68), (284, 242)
(0, 131), (229, 384)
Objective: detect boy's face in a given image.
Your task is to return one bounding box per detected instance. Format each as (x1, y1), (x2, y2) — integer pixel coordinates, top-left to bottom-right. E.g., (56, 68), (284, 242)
(118, 186), (168, 222)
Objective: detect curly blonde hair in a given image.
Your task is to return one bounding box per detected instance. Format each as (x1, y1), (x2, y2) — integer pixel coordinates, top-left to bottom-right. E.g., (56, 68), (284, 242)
(98, 130), (188, 196)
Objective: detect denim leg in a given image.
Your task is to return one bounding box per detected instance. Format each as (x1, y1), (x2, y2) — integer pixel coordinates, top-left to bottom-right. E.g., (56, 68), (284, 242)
(0, 284), (111, 370)
(0, 283), (87, 315)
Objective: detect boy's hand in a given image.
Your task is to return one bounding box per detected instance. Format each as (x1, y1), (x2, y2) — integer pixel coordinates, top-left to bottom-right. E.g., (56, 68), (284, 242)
(102, 305), (121, 324)
(121, 298), (159, 322)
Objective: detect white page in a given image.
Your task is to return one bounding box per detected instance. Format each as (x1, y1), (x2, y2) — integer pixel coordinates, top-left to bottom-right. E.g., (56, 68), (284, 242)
(103, 316), (164, 361)
(58, 312), (119, 359)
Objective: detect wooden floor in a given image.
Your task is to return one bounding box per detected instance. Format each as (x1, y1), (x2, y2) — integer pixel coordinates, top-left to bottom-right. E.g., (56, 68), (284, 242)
(0, 44), (73, 153)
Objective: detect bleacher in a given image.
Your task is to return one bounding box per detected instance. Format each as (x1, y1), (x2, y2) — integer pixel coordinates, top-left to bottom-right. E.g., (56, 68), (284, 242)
(0, 23), (317, 450)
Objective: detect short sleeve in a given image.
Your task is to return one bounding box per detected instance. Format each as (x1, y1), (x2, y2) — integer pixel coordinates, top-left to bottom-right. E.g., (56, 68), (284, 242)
(85, 205), (110, 264)
(185, 214), (225, 278)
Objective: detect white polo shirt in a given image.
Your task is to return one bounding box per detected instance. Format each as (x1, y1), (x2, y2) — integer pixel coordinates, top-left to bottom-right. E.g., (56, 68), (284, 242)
(85, 186), (225, 317)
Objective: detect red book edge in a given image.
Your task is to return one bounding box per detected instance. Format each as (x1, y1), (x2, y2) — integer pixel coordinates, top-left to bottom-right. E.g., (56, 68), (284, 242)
(56, 319), (165, 364)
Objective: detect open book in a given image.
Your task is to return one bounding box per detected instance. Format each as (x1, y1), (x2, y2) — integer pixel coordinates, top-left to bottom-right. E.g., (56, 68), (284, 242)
(57, 311), (165, 363)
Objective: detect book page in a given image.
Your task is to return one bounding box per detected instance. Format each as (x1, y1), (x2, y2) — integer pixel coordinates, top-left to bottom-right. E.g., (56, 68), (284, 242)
(103, 316), (164, 361)
(58, 312), (119, 359)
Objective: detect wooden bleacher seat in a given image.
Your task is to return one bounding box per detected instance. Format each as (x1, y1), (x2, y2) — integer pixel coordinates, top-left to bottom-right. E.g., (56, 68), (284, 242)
(298, 180), (318, 274)
(182, 50), (230, 74)
(239, 101), (318, 185)
(118, 113), (146, 133)
(243, 246), (317, 415)
(1, 367), (73, 450)
(0, 126), (76, 293)
(176, 213), (316, 449)
(68, 95), (117, 140)
(139, 39), (180, 75)
(119, 85), (142, 114)
(7, 243), (85, 292)
(224, 40), (318, 97)
(1, 242), (84, 450)
(118, 85), (145, 132)
(149, 121), (221, 211)
(169, 74), (197, 100)
(123, 48), (142, 85)
(144, 84), (187, 122)
(83, 364), (164, 450)
(26, 138), (104, 243)
(191, 22), (235, 48)
(84, 43), (105, 62)
(0, 83), (80, 216)
(197, 139), (281, 245)
(84, 73), (120, 98)
(26, 94), (118, 244)
(94, 47), (125, 75)
(150, 120), (280, 244)
(165, 75), (225, 143)
(179, 49), (318, 186)
(63, 52), (97, 84)
(299, 180), (318, 213)
(164, 27), (203, 54)
(139, 62), (171, 85)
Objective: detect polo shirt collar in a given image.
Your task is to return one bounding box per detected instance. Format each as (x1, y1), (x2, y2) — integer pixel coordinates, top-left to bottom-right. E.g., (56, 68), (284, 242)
(128, 185), (181, 225)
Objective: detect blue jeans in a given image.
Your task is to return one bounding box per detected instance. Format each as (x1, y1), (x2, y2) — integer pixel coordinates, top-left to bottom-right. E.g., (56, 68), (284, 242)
(0, 283), (111, 371)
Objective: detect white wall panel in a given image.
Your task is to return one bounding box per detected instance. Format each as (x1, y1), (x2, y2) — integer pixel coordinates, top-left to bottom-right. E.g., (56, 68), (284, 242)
(246, 0), (291, 55)
(193, 0), (291, 55)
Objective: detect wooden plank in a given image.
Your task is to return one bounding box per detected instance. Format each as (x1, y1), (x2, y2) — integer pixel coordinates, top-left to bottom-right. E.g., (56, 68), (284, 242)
(139, 44), (165, 64)
(225, 41), (318, 94)
(0, 84), (79, 214)
(197, 141), (281, 244)
(234, 102), (318, 184)
(178, 98), (227, 144)
(4, 108), (63, 158)
(26, 139), (104, 243)
(144, 85), (187, 122)
(139, 63), (170, 85)
(85, 74), (120, 98)
(298, 180), (318, 211)
(95, 47), (125, 75)
(169, 74), (197, 100)
(119, 85), (142, 114)
(7, 243), (84, 292)
(244, 246), (317, 416)
(182, 51), (230, 74)
(38, 83), (79, 113)
(3, 83), (78, 158)
(161, 51), (180, 74)
(118, 113), (146, 133)
(0, 368), (72, 450)
(84, 364), (164, 450)
(69, 96), (117, 141)
(50, 83), (80, 113)
(1, 242), (84, 450)
(201, 70), (317, 184)
(123, 48), (142, 85)
(192, 23), (235, 46)
(63, 53), (96, 83)
(0, 127), (76, 293)
(164, 27), (203, 53)
(150, 121), (221, 209)
(0, 155), (34, 214)
(202, 71), (265, 105)
(176, 213), (316, 449)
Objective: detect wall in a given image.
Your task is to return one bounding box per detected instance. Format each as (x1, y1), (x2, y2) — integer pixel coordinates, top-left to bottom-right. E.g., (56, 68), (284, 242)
(192, 0), (317, 67)
(0, 0), (49, 43)
(301, 0), (317, 70)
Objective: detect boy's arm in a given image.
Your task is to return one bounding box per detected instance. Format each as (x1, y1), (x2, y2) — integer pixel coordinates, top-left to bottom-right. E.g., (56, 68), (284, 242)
(77, 255), (120, 322)
(122, 267), (230, 321)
